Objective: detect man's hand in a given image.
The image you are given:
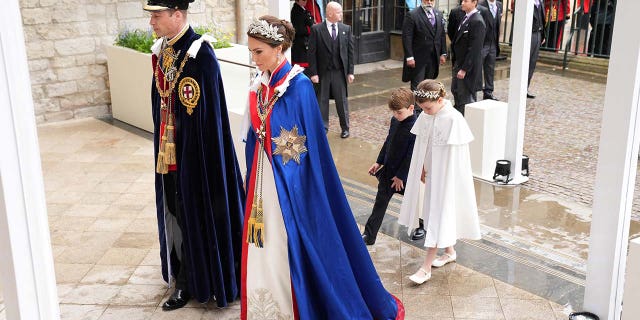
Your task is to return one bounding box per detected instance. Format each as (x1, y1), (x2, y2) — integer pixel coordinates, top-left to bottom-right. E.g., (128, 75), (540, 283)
(348, 74), (355, 84)
(456, 69), (466, 79)
(368, 163), (381, 176)
(310, 75), (319, 83)
(407, 59), (416, 68)
(390, 176), (404, 192)
(439, 55), (446, 65)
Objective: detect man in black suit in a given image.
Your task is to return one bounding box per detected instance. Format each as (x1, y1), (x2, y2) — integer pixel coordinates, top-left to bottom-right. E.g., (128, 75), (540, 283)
(401, 0), (447, 91)
(478, 0), (502, 100)
(447, 1), (464, 43)
(308, 1), (355, 138)
(526, 0), (546, 98)
(451, 0), (486, 115)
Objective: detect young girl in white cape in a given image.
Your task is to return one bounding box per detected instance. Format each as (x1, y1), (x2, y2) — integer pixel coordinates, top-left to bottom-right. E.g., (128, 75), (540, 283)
(399, 79), (481, 285)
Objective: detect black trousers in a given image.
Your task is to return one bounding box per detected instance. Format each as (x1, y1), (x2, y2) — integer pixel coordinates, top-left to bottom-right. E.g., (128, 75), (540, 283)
(410, 60), (438, 91)
(363, 172), (399, 240)
(481, 43), (497, 95)
(451, 75), (476, 116)
(162, 172), (190, 291)
(528, 31), (542, 87)
(318, 68), (349, 132)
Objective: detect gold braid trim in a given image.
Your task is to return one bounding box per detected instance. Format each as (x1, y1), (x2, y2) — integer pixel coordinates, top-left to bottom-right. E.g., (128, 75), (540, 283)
(155, 47), (190, 174)
(247, 88), (282, 248)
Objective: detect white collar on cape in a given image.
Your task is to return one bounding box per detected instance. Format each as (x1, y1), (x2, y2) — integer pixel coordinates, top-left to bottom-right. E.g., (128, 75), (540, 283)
(249, 63), (305, 97)
(240, 63), (305, 142)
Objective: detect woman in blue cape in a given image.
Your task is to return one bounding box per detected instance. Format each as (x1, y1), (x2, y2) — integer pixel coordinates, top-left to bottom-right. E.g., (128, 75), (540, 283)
(240, 16), (405, 319)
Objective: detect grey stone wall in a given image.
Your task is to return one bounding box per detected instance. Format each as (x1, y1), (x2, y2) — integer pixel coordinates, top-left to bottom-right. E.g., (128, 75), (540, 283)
(19, 0), (268, 123)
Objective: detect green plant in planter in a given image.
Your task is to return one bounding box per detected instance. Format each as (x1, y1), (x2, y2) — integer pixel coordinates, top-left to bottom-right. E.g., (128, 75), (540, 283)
(115, 29), (155, 53)
(115, 23), (232, 54)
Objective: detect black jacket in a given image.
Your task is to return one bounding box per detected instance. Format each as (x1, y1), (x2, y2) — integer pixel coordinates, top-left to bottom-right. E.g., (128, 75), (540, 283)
(452, 11), (486, 91)
(401, 6), (447, 82)
(376, 114), (417, 183)
(478, 0), (503, 52)
(291, 3), (314, 64)
(308, 21), (355, 80)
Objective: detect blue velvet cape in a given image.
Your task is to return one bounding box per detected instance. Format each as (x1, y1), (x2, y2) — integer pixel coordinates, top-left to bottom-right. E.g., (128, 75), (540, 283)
(244, 62), (400, 319)
(151, 27), (245, 306)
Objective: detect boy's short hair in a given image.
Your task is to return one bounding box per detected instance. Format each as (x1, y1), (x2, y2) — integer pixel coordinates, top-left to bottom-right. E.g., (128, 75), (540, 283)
(388, 88), (414, 111)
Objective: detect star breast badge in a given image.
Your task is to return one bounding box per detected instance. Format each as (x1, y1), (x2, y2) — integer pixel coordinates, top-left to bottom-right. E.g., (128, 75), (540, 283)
(272, 125), (308, 165)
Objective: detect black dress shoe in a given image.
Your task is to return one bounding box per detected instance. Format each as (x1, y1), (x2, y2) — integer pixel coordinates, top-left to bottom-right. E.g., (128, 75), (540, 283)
(340, 130), (350, 138)
(483, 93), (499, 101)
(496, 55), (507, 61)
(162, 289), (191, 311)
(410, 227), (426, 240)
(362, 234), (375, 245)
(526, 92), (536, 99)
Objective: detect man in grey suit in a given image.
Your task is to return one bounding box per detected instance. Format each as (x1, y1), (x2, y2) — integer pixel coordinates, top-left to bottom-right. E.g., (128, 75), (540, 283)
(308, 1), (355, 138)
(478, 0), (502, 100)
(527, 0), (545, 98)
(401, 0), (447, 91)
(451, 0), (486, 115)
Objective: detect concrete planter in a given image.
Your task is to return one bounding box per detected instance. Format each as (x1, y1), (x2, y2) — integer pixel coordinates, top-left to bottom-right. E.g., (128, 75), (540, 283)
(105, 43), (252, 167)
(105, 43), (252, 133)
(106, 45), (154, 132)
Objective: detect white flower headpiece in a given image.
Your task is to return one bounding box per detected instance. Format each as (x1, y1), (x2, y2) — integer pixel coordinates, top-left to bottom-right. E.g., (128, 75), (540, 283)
(248, 19), (284, 42)
(413, 90), (441, 99)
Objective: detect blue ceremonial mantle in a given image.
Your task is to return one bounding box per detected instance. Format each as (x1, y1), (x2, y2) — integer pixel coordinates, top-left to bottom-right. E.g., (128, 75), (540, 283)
(245, 62), (399, 319)
(152, 27), (245, 307)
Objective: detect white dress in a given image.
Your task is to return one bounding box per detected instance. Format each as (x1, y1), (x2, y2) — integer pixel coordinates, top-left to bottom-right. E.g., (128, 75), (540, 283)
(245, 150), (295, 320)
(398, 100), (481, 248)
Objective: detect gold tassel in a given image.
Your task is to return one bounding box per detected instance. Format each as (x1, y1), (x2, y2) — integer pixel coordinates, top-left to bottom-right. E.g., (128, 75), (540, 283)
(164, 117), (176, 165)
(156, 151), (168, 174)
(246, 199), (265, 248)
(253, 199), (264, 247)
(164, 142), (176, 165)
(156, 129), (169, 174)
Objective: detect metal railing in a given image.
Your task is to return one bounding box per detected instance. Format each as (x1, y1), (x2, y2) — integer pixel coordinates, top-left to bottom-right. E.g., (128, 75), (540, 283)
(501, 0), (615, 68)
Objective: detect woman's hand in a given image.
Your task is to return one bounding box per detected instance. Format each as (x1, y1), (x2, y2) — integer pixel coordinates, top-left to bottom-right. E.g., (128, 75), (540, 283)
(420, 168), (426, 183)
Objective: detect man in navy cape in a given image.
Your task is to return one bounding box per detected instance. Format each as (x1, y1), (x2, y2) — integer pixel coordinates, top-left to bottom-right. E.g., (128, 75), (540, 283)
(146, 0), (245, 311)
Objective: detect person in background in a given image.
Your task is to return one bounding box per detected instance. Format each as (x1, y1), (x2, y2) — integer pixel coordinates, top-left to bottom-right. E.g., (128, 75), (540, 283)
(241, 15), (404, 319)
(450, 0), (486, 115)
(399, 80), (481, 285)
(145, 0), (245, 311)
(542, 0), (571, 51)
(588, 0), (615, 56)
(308, 1), (355, 139)
(401, 0), (447, 92)
(291, 0), (314, 75)
(362, 88), (417, 246)
(510, 0), (546, 98)
(478, 0), (502, 101)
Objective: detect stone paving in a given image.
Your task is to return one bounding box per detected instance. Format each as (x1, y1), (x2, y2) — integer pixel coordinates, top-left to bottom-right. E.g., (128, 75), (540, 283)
(329, 60), (640, 221)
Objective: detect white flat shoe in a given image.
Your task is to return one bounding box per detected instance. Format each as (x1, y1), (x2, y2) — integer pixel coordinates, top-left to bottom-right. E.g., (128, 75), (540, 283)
(409, 268), (431, 285)
(432, 252), (456, 268)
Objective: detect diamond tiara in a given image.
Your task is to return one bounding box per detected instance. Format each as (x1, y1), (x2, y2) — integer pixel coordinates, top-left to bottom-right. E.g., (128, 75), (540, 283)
(413, 90), (440, 99)
(248, 19), (284, 42)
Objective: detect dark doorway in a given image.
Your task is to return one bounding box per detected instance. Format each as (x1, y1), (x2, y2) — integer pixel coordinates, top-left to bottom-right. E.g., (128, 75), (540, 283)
(343, 0), (390, 63)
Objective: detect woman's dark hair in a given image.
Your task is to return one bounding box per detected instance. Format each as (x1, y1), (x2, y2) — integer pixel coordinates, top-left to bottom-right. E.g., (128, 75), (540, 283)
(247, 15), (295, 52)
